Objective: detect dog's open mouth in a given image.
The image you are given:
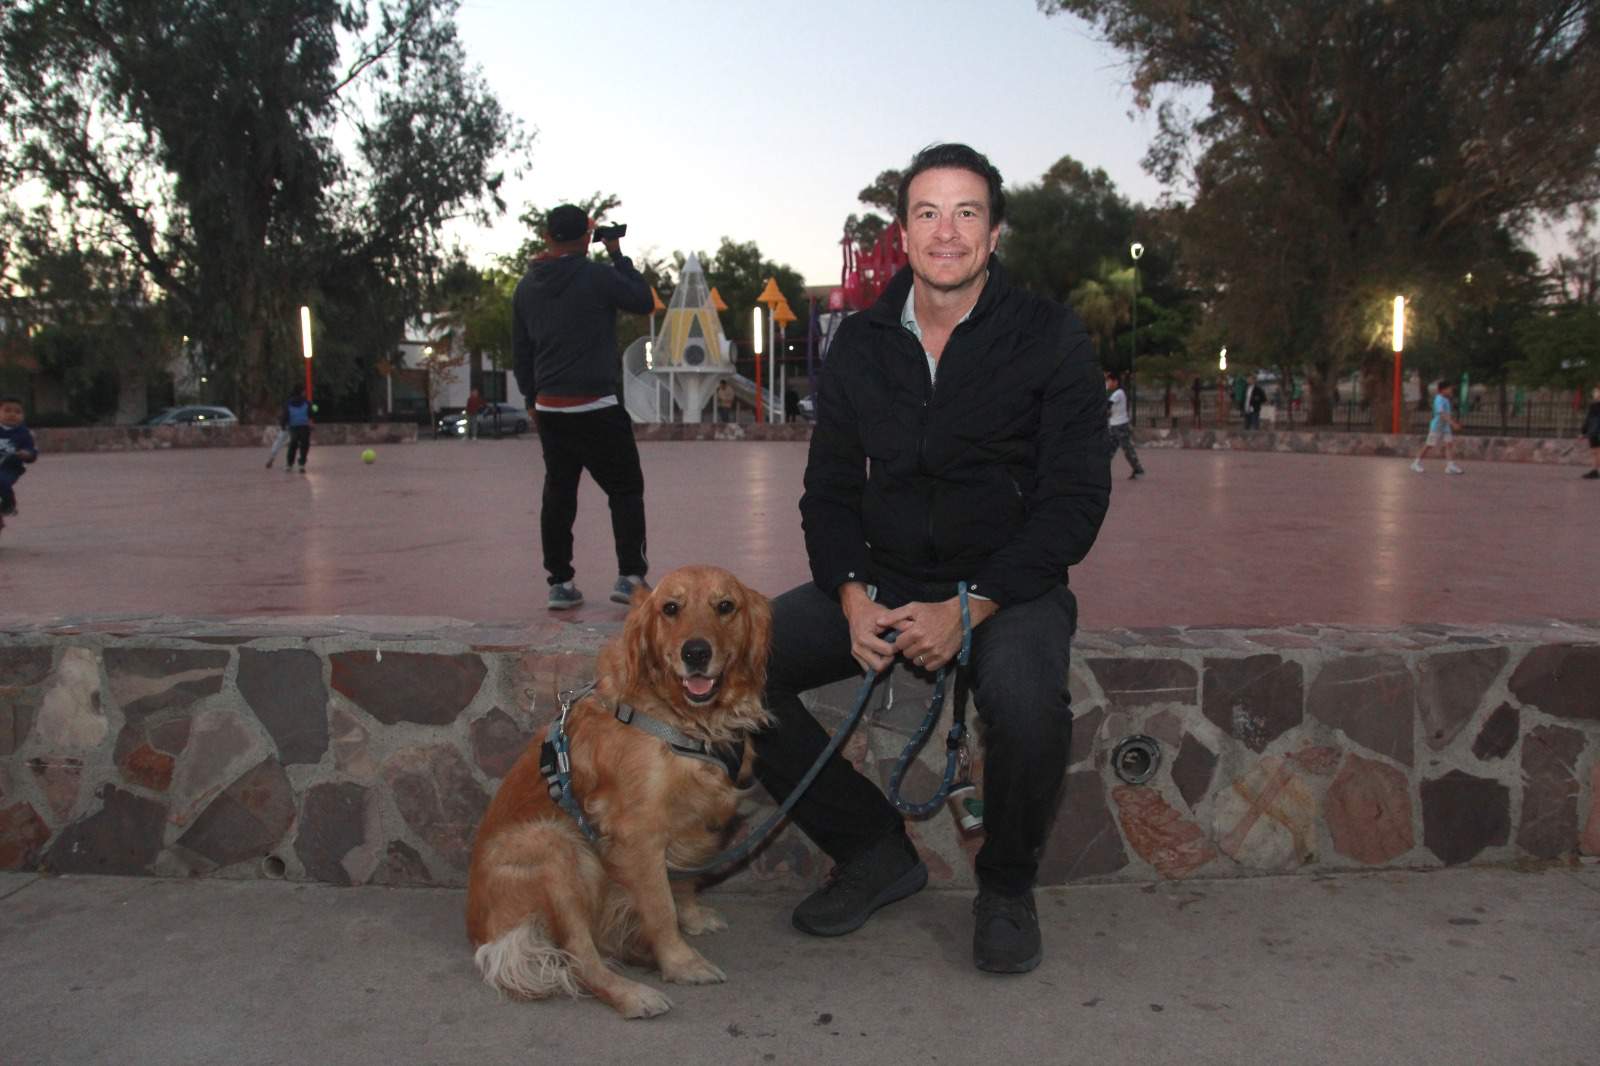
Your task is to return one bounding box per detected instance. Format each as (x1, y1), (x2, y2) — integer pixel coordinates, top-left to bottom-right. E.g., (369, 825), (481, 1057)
(681, 673), (722, 704)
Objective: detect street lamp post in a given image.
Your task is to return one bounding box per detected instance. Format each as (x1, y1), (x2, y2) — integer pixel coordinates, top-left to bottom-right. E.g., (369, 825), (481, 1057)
(299, 306), (315, 405)
(752, 306), (765, 423)
(1129, 242), (1144, 426)
(1218, 347), (1228, 430)
(1391, 296), (1405, 435)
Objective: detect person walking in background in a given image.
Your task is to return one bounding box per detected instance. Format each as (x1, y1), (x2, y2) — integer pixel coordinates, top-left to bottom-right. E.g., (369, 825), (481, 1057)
(1245, 375), (1267, 430)
(1411, 379), (1464, 475)
(1106, 369), (1144, 479)
(512, 203), (655, 611)
(465, 387), (486, 440)
(263, 424), (290, 469)
(715, 378), (736, 423)
(1581, 385), (1600, 480)
(281, 385), (312, 473)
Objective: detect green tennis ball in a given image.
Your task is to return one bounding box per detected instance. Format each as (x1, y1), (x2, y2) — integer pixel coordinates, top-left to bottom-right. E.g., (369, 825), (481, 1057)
(361, 449), (377, 464)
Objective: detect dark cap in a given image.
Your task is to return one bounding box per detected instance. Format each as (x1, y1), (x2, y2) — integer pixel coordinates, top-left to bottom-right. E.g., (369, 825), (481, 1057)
(546, 204), (589, 243)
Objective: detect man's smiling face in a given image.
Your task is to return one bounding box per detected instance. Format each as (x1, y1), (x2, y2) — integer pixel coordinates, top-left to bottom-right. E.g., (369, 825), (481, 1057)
(901, 166), (1001, 297)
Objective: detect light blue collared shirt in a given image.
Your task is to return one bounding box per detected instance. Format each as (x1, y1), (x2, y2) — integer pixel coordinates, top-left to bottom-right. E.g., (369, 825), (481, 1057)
(899, 281), (982, 384)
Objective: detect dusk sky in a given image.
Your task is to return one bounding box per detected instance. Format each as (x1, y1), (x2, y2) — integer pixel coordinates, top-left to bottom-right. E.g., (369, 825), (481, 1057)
(447, 0), (1179, 287)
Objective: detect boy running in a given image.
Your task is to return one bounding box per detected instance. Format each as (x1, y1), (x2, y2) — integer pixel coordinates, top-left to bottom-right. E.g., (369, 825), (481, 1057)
(1412, 380), (1463, 475)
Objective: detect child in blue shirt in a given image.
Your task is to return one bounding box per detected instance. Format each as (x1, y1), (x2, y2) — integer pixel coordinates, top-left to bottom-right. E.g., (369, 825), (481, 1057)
(0, 395), (39, 516)
(1411, 380), (1464, 475)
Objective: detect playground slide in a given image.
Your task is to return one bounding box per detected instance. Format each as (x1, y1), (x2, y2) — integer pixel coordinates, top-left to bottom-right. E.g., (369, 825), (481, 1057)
(620, 337), (772, 422)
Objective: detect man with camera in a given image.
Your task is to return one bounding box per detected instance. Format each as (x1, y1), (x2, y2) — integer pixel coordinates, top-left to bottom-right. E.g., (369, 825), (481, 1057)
(513, 204), (654, 610)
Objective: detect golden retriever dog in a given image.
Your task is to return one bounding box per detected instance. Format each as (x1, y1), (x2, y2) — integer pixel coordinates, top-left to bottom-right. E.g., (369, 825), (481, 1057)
(466, 565), (771, 1018)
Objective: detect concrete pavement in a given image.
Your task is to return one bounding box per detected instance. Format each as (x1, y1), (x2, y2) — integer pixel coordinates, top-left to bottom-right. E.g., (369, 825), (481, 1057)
(2, 865), (1596, 1065)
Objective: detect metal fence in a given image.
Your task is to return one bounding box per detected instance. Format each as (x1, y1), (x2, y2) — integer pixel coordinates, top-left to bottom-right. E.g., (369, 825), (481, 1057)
(1135, 392), (1592, 438)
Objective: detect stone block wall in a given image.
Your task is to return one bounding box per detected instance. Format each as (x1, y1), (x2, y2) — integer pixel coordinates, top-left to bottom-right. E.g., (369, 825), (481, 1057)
(32, 422), (419, 454)
(2, 616), (1596, 891)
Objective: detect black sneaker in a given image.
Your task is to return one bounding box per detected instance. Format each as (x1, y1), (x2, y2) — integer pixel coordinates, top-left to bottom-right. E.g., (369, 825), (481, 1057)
(1130, 469), (1144, 479)
(1583, 470), (1599, 480)
(972, 888), (1042, 974)
(792, 832), (927, 937)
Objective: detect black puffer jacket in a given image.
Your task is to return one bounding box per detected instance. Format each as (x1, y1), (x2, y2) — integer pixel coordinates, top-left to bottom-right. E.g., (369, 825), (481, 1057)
(801, 256), (1111, 607)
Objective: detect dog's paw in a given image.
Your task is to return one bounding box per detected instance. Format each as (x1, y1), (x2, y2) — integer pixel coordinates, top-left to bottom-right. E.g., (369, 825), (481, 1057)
(617, 984), (674, 1019)
(659, 949), (726, 985)
(678, 905), (728, 936)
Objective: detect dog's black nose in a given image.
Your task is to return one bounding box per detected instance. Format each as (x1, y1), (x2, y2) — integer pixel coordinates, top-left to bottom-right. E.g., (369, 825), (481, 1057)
(681, 639), (712, 671)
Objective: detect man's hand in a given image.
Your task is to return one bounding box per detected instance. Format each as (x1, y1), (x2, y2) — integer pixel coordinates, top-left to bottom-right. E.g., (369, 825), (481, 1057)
(876, 595), (998, 672)
(602, 237), (622, 257)
(839, 582), (897, 674)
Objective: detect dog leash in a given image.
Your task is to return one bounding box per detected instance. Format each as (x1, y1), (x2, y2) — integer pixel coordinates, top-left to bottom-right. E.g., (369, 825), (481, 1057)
(667, 582), (974, 880)
(540, 585), (976, 878)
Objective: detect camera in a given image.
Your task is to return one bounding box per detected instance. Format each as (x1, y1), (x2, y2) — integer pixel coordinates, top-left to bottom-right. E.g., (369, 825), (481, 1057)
(592, 223), (627, 243)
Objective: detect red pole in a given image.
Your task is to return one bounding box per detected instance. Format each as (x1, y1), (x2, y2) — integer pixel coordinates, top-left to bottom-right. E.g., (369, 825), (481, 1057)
(304, 357), (313, 406)
(1391, 352), (1402, 435)
(754, 349), (763, 423)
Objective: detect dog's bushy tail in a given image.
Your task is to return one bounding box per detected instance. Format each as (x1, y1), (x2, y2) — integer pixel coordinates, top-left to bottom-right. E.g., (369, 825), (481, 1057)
(474, 920), (584, 1001)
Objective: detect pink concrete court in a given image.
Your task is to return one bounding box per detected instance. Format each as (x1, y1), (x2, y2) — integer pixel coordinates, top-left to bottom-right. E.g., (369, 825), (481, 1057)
(1, 439), (1593, 628)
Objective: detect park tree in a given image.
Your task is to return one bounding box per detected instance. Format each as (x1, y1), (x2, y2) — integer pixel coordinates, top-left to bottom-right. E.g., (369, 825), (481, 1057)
(0, 0), (525, 420)
(1003, 157), (1137, 305)
(1042, 0), (1600, 426)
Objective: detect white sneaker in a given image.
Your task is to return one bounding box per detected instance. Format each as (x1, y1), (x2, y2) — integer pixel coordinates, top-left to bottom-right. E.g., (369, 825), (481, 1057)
(1410, 460), (1424, 473)
(1445, 463), (1464, 475)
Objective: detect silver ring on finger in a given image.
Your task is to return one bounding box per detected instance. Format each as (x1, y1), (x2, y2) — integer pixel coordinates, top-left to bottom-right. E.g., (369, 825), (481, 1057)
(915, 655), (925, 666)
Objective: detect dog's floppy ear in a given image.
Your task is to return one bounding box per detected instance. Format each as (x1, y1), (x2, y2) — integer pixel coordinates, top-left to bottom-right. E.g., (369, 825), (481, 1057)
(618, 589), (656, 695)
(739, 583), (773, 694)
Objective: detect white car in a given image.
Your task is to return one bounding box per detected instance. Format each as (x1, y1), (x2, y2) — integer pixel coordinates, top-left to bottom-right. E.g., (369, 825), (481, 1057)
(140, 405), (240, 426)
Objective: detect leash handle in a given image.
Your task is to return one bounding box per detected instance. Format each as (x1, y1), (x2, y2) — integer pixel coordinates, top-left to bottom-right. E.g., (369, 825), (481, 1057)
(886, 582), (973, 817)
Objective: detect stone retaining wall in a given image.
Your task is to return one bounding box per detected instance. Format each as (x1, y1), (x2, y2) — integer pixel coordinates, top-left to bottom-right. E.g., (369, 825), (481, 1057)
(33, 422), (419, 454)
(31, 420), (1590, 465)
(633, 421), (1592, 465)
(2, 616), (1596, 891)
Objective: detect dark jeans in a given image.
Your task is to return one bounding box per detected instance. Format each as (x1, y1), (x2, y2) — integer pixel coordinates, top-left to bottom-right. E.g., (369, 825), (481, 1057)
(535, 405), (647, 585)
(753, 579), (1077, 896)
(1244, 410), (1261, 430)
(285, 426), (311, 467)
(0, 464), (20, 511)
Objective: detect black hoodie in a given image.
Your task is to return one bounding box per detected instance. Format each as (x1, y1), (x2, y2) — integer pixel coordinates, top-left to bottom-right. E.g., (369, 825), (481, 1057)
(511, 250), (653, 401)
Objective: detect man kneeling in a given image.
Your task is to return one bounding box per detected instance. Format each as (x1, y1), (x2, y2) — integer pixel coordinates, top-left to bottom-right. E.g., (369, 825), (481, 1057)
(752, 144), (1111, 974)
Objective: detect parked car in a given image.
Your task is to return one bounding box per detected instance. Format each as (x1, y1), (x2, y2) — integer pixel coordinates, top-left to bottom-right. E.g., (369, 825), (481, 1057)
(436, 402), (530, 438)
(140, 405), (239, 427)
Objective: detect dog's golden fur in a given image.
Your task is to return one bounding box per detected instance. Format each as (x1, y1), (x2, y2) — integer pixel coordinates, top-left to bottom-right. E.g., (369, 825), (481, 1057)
(466, 565), (772, 1019)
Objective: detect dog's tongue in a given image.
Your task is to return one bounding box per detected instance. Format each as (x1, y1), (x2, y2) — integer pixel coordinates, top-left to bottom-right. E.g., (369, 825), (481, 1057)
(684, 675), (716, 698)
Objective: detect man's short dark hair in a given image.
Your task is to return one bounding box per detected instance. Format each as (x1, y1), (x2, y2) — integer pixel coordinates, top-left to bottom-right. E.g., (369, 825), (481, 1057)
(1105, 369), (1122, 386)
(896, 143), (1006, 227)
(0, 395), (23, 406)
(546, 204), (589, 243)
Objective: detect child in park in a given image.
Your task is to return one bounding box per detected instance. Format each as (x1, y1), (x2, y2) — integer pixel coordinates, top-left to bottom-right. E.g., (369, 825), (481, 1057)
(0, 395), (40, 519)
(1105, 369), (1145, 479)
(1412, 379), (1464, 475)
(281, 385), (313, 472)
